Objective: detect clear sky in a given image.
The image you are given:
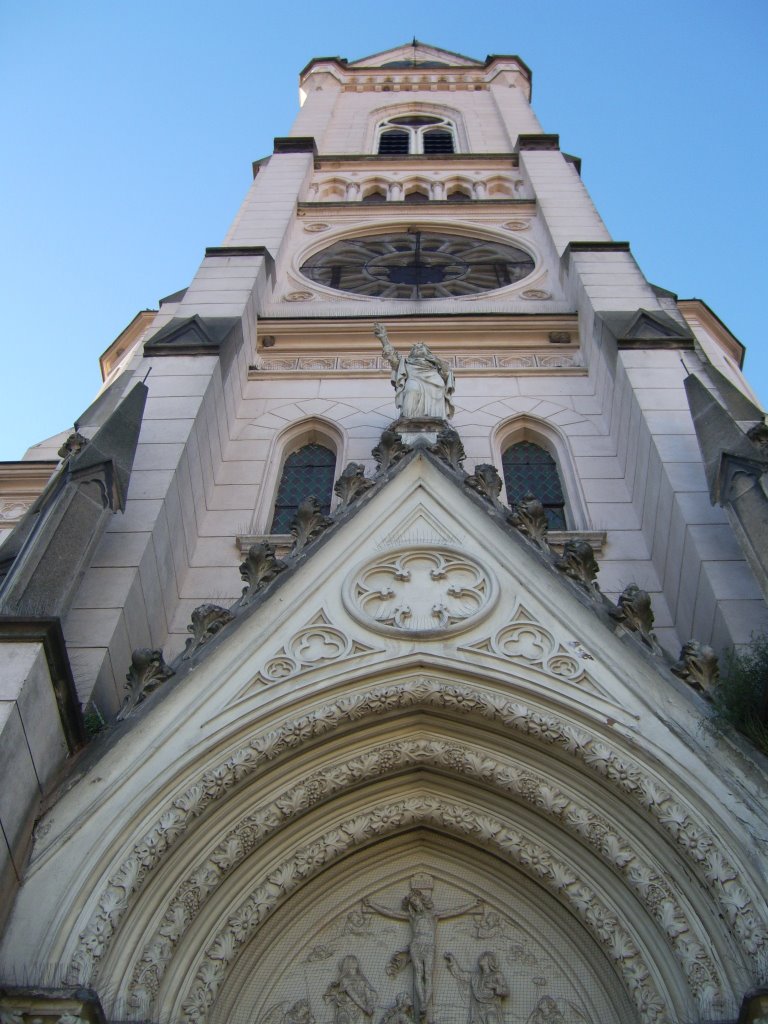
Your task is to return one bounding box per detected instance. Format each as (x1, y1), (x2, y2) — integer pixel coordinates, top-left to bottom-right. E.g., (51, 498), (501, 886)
(0, 0), (766, 460)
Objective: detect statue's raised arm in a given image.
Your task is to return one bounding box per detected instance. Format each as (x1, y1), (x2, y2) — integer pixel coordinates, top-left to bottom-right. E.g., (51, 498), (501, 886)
(374, 322), (399, 371)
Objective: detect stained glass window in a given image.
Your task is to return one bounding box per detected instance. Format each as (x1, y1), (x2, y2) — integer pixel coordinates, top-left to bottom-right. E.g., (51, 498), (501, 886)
(502, 441), (567, 529)
(270, 443), (336, 533)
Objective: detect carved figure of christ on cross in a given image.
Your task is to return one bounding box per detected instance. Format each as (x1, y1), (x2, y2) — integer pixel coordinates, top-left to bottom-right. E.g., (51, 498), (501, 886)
(362, 875), (481, 1023)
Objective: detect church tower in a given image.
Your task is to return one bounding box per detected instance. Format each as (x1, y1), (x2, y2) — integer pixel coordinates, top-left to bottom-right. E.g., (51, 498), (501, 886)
(1, 42), (767, 1024)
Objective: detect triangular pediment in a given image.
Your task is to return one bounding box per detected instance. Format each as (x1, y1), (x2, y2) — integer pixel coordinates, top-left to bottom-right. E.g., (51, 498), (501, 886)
(350, 41), (482, 69)
(143, 314), (240, 355)
(134, 449), (689, 725)
(598, 308), (693, 346)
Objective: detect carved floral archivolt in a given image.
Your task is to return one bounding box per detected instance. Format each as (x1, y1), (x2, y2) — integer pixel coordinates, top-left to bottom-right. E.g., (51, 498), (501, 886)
(126, 738), (722, 1016)
(344, 547), (496, 637)
(68, 681), (767, 1006)
(177, 796), (667, 1024)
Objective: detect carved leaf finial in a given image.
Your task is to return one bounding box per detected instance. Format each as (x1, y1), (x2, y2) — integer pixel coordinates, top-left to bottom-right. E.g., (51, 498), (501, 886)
(239, 542), (286, 606)
(746, 420), (768, 452)
(465, 464), (502, 503)
(372, 429), (412, 474)
(671, 640), (720, 696)
(290, 496), (333, 554)
(508, 491), (549, 551)
(334, 462), (375, 509)
(611, 584), (659, 650)
(118, 648), (174, 720)
(57, 430), (89, 460)
(183, 603), (234, 659)
(428, 427), (466, 472)
(554, 539), (600, 595)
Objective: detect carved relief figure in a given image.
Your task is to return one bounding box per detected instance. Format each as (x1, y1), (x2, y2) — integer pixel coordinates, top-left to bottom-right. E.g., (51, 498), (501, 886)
(379, 992), (415, 1024)
(444, 951), (509, 1024)
(525, 995), (591, 1024)
(374, 322), (455, 420)
(259, 998), (316, 1024)
(363, 875), (480, 1022)
(324, 955), (377, 1024)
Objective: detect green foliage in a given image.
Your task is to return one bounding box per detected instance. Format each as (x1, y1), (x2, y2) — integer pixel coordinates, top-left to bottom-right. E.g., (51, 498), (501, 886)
(714, 634), (768, 755)
(82, 701), (106, 738)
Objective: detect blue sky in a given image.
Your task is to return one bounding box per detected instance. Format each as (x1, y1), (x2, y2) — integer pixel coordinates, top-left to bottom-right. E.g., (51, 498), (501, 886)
(1, 1), (766, 460)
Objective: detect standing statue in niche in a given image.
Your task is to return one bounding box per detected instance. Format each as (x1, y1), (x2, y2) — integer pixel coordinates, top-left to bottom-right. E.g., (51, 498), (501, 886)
(444, 952), (509, 1024)
(374, 322), (455, 420)
(363, 874), (481, 1023)
(324, 955), (377, 1024)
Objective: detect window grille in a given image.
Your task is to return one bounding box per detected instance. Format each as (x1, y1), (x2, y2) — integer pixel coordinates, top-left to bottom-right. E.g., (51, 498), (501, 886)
(362, 189), (387, 203)
(502, 441), (567, 529)
(447, 189), (471, 202)
(270, 443), (336, 533)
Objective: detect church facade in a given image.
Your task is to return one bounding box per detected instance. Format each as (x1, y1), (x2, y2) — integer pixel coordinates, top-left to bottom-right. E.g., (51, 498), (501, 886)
(1, 42), (767, 1024)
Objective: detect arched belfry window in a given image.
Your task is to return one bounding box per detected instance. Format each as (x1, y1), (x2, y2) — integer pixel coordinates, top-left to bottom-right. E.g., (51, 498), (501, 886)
(502, 441), (567, 529)
(377, 114), (456, 155)
(270, 443), (336, 533)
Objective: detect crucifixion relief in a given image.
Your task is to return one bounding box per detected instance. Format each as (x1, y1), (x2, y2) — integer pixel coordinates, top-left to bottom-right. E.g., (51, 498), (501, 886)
(362, 874), (481, 1023)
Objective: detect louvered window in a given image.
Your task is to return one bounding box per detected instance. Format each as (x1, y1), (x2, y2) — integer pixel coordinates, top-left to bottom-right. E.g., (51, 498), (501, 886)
(375, 114), (458, 155)
(270, 443), (336, 533)
(502, 441), (567, 529)
(378, 130), (409, 155)
(423, 129), (454, 154)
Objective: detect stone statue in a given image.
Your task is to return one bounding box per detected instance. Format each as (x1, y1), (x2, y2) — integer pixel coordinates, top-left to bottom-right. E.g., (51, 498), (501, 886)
(444, 951), (509, 1024)
(363, 875), (480, 1022)
(324, 955), (377, 1024)
(374, 323), (455, 420)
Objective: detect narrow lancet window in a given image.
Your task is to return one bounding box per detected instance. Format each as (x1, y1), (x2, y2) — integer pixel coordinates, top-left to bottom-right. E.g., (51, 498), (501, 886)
(502, 441), (567, 529)
(270, 443), (336, 533)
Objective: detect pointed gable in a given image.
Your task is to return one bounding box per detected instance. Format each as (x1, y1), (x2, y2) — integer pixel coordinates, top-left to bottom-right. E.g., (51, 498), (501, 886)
(349, 41), (483, 69)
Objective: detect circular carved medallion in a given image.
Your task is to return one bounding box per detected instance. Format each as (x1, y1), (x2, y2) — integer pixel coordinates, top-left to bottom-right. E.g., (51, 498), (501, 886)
(344, 545), (497, 637)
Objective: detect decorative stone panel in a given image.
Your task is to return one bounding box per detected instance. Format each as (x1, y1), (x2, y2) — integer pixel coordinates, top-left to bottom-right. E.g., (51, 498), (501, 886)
(343, 546), (497, 637)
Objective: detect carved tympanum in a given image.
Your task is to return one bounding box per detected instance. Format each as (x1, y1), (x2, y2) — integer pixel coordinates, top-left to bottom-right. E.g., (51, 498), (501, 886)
(428, 427), (466, 471)
(346, 547), (495, 636)
(239, 542), (286, 605)
(290, 496), (333, 553)
(117, 649), (174, 720)
(372, 429), (412, 474)
(334, 463), (375, 509)
(672, 640), (720, 697)
(57, 431), (89, 460)
(554, 539), (600, 595)
(508, 492), (549, 551)
(612, 584), (658, 650)
(183, 604), (234, 659)
(465, 464), (502, 503)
